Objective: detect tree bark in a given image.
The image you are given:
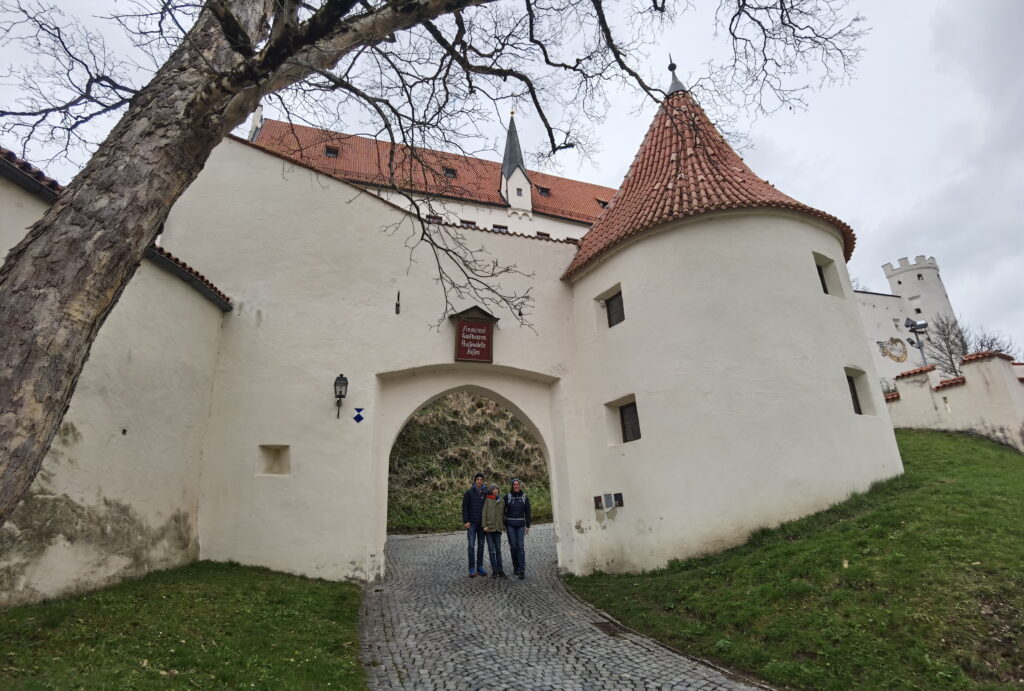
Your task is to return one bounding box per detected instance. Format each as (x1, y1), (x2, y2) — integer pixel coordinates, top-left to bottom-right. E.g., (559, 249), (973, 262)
(0, 0), (490, 524)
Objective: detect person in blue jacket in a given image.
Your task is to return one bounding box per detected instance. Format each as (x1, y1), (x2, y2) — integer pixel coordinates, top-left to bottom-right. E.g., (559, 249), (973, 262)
(462, 472), (488, 577)
(504, 478), (531, 579)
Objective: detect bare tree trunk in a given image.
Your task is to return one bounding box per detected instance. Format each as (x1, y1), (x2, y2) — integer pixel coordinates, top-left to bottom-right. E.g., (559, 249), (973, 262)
(0, 10), (262, 524)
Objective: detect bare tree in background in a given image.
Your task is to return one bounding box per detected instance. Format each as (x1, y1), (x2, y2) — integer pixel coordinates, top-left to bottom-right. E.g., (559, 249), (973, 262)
(925, 313), (1019, 377)
(0, 0), (866, 524)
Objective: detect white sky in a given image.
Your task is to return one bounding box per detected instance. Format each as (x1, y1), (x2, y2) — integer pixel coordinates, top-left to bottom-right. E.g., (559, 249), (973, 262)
(2, 0), (1020, 350)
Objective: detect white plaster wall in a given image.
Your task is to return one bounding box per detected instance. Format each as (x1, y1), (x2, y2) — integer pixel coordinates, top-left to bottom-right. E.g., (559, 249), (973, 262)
(888, 357), (1024, 452)
(162, 139), (583, 580)
(500, 168), (533, 215)
(372, 187), (590, 240)
(856, 291), (922, 385)
(0, 261), (224, 606)
(566, 211), (904, 574)
(0, 176), (51, 257)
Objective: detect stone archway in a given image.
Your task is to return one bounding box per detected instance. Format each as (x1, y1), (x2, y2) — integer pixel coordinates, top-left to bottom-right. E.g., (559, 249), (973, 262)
(371, 364), (576, 577)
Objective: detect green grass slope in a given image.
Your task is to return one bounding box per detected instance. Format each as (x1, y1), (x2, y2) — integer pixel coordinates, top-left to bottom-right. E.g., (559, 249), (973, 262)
(0, 561), (364, 689)
(388, 392), (551, 533)
(567, 430), (1024, 689)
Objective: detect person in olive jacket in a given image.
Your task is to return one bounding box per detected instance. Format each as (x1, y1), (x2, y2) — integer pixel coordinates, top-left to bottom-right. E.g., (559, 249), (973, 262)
(462, 473), (488, 577)
(481, 484), (507, 579)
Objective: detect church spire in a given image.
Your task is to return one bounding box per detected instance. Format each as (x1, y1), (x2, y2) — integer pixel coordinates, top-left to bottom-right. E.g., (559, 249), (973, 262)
(500, 112), (532, 214)
(501, 112), (528, 181)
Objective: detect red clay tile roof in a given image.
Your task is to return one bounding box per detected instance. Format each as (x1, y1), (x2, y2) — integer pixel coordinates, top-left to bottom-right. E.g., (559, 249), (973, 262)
(961, 350), (1014, 365)
(561, 90), (856, 280)
(933, 376), (966, 391)
(884, 391), (901, 402)
(0, 146), (64, 194)
(251, 120), (616, 225)
(895, 365), (936, 380)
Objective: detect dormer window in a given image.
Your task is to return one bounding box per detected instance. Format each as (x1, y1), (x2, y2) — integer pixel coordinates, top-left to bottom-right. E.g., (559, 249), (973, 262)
(596, 198), (609, 208)
(536, 186), (551, 197)
(443, 167), (457, 179)
(325, 146), (339, 159)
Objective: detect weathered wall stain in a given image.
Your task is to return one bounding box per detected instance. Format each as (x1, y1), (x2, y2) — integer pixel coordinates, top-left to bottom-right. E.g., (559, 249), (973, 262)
(0, 483), (196, 608)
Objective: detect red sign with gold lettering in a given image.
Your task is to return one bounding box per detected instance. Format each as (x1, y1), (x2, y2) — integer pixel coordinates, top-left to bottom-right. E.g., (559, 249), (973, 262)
(455, 320), (493, 363)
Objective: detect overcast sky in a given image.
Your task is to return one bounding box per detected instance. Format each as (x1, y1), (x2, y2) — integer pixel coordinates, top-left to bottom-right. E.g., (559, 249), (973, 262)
(2, 0), (1020, 350)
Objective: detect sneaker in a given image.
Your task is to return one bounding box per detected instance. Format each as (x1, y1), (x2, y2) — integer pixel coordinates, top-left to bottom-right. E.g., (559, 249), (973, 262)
(469, 570), (475, 578)
(498, 571), (508, 579)
(476, 567), (488, 576)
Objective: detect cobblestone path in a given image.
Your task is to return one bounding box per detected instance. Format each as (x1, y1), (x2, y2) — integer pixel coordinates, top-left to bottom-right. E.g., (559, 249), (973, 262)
(360, 524), (762, 690)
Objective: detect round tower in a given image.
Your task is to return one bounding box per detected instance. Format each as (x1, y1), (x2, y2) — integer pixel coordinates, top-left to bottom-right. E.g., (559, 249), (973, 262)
(563, 65), (902, 575)
(882, 255), (954, 323)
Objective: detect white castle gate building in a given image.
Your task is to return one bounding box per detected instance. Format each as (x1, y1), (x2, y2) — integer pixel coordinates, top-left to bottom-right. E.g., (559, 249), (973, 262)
(0, 77), (903, 606)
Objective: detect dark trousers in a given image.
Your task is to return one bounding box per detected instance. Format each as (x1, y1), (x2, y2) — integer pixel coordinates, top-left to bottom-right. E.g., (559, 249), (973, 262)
(467, 524), (485, 571)
(506, 524), (526, 574)
(484, 531), (503, 573)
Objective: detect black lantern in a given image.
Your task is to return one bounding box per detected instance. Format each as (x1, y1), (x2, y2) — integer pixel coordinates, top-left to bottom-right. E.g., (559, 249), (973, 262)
(334, 374), (349, 418)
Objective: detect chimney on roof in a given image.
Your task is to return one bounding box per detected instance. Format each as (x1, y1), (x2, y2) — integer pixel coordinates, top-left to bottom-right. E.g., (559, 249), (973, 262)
(247, 105), (264, 142)
(499, 112), (532, 216)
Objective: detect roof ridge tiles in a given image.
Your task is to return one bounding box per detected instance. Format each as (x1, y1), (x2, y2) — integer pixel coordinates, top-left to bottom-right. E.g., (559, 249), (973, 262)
(249, 120), (616, 226)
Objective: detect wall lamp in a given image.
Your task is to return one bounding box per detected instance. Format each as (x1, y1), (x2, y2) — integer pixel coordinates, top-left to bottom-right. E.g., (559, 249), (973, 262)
(334, 374), (349, 418)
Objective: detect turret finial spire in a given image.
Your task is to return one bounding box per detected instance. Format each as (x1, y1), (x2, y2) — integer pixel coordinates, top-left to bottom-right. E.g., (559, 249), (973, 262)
(667, 55), (686, 95)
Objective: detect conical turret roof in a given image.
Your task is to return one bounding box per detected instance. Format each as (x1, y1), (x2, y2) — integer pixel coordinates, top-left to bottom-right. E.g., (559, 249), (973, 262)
(501, 114), (528, 181)
(563, 89), (855, 279)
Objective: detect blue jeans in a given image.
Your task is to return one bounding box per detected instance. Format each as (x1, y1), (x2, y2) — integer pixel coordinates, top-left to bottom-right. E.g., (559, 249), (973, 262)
(506, 525), (526, 574)
(485, 531), (503, 573)
(467, 524), (485, 571)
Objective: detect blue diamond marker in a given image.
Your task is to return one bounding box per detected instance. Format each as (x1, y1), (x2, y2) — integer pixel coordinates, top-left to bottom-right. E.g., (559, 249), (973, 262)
(353, 408), (365, 423)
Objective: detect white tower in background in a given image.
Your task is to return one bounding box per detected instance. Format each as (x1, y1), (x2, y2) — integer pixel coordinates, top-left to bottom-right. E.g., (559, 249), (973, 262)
(882, 255), (955, 326)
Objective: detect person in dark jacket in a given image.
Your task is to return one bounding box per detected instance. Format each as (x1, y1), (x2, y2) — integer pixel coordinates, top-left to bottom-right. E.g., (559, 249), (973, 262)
(462, 472), (488, 577)
(504, 478), (531, 579)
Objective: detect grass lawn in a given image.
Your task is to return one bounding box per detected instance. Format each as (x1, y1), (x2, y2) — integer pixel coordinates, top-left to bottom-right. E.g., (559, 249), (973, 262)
(566, 430), (1024, 689)
(0, 561), (364, 689)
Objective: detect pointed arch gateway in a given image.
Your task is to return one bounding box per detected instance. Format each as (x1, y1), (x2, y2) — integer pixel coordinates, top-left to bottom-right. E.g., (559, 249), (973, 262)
(371, 364), (576, 579)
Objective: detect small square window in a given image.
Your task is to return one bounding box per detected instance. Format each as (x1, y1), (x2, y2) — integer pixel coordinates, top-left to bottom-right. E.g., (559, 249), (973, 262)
(914, 308), (922, 314)
(619, 402), (641, 442)
(258, 445), (291, 475)
(516, 187), (523, 197)
(492, 224), (508, 232)
(844, 368), (875, 416)
(460, 219), (477, 228)
(812, 252), (842, 297)
(537, 186), (551, 197)
(605, 291), (624, 327)
(443, 167), (457, 178)
(917, 273), (923, 280)
(325, 146), (339, 158)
